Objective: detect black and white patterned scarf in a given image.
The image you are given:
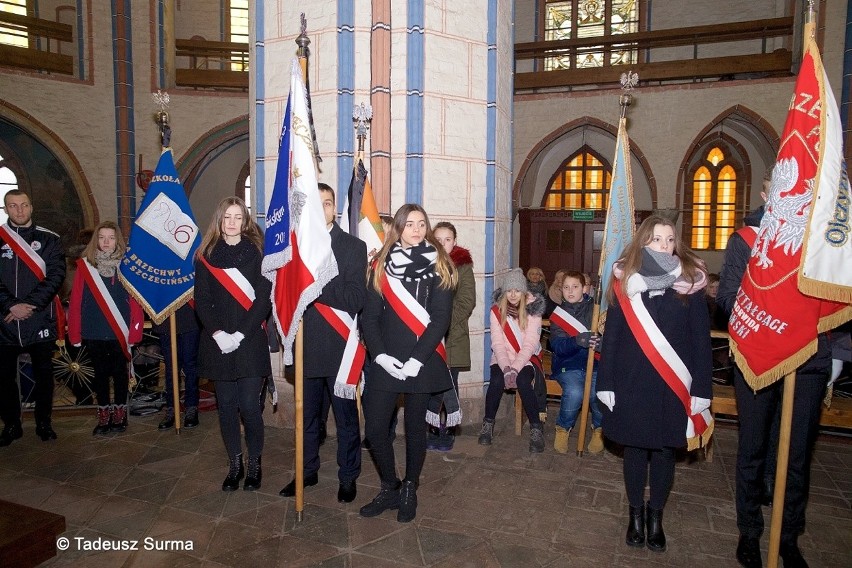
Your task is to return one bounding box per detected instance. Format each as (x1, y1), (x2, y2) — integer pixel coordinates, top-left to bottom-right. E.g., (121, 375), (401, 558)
(385, 241), (438, 281)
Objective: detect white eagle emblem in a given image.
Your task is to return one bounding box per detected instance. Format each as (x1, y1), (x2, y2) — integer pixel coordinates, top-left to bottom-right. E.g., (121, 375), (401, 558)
(753, 157), (813, 269)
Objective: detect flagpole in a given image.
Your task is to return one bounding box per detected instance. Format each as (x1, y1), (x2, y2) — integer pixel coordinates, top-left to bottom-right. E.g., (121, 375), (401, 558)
(293, 15), (310, 523)
(766, 5), (815, 564)
(576, 80), (636, 456)
(153, 93), (183, 434)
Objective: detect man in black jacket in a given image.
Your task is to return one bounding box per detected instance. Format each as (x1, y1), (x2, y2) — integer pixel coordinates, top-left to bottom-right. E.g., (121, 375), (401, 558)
(0, 190), (66, 445)
(279, 183), (367, 503)
(717, 171), (830, 568)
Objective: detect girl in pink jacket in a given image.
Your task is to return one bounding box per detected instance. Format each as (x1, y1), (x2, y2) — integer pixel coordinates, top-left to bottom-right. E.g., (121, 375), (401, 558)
(478, 268), (547, 452)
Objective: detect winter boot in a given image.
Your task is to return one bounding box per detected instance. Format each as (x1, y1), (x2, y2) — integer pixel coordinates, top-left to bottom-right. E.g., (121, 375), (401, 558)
(529, 423), (545, 453)
(110, 404), (128, 432)
(244, 455), (262, 491)
(646, 503), (666, 552)
(35, 421), (57, 441)
(0, 422), (23, 447)
(553, 426), (570, 454)
(587, 427), (605, 453)
(625, 503), (645, 547)
(477, 418), (495, 446)
(183, 406), (199, 429)
(222, 454), (244, 491)
(93, 406), (111, 435)
(359, 480), (401, 517)
(397, 479), (418, 523)
(158, 407), (175, 430)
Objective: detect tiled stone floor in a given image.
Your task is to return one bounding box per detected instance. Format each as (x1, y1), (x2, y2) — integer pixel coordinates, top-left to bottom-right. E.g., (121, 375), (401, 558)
(1, 408), (850, 567)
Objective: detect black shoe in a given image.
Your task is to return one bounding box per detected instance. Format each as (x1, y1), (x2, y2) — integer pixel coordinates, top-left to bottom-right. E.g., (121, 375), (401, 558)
(158, 409), (175, 430)
(397, 480), (417, 523)
(222, 455), (244, 491)
(243, 455), (262, 491)
(338, 480), (357, 503)
(35, 422), (57, 441)
(779, 542), (808, 568)
(359, 483), (401, 517)
(645, 503), (666, 552)
(279, 472), (318, 497)
(183, 406), (199, 429)
(0, 423), (23, 447)
(625, 504), (645, 547)
(736, 535), (763, 568)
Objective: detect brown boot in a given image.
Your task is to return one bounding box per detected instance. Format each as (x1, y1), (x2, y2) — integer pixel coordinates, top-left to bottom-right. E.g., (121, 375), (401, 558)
(587, 428), (605, 453)
(553, 426), (570, 454)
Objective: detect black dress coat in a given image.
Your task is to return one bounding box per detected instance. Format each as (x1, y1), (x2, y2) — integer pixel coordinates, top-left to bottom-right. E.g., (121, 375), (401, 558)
(195, 239), (272, 381)
(597, 287), (713, 449)
(303, 223), (367, 378)
(361, 270), (454, 394)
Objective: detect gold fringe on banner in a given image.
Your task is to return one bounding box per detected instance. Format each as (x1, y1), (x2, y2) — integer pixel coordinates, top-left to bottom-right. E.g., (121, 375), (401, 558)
(729, 338), (817, 392)
(687, 420), (715, 452)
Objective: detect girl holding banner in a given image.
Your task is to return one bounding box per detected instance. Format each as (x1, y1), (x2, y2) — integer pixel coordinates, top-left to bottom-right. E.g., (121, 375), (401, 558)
(194, 197), (271, 492)
(596, 214), (712, 553)
(478, 268), (546, 452)
(359, 204), (456, 524)
(68, 221), (143, 435)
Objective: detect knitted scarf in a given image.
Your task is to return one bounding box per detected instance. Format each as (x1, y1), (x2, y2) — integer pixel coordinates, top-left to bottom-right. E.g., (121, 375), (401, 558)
(385, 241), (438, 281)
(614, 247), (707, 297)
(94, 249), (122, 278)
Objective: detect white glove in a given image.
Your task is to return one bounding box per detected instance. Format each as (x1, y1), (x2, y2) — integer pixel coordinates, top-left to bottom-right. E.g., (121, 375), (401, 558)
(597, 390), (615, 412)
(230, 332), (245, 350)
(400, 358), (424, 378)
(375, 354), (405, 380)
(829, 359), (843, 387)
(213, 331), (238, 354)
(690, 396), (711, 415)
(73, 343), (81, 348)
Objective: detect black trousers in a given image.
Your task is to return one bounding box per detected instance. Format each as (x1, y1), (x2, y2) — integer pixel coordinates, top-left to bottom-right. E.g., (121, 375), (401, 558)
(484, 364), (541, 425)
(303, 376), (361, 482)
(734, 334), (830, 543)
(85, 339), (129, 406)
(0, 341), (55, 425)
(365, 388), (430, 486)
(215, 376), (265, 459)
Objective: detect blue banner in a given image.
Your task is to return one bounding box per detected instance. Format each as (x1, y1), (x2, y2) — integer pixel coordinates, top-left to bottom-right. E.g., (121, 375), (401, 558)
(262, 95), (292, 263)
(119, 148), (200, 324)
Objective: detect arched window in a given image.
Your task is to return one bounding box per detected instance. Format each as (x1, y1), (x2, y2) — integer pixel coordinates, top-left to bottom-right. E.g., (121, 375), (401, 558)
(542, 0), (641, 71)
(542, 146), (611, 210)
(236, 161), (251, 213)
(685, 145), (745, 250)
(0, 152), (21, 225)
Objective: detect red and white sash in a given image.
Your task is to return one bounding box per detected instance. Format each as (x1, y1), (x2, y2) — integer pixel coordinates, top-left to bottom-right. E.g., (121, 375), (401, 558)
(314, 302), (366, 400)
(199, 255), (256, 311)
(736, 225), (759, 249)
(381, 273), (447, 362)
(614, 283), (713, 449)
(78, 258), (131, 359)
(491, 305), (542, 372)
(549, 305), (601, 361)
(0, 225), (65, 336)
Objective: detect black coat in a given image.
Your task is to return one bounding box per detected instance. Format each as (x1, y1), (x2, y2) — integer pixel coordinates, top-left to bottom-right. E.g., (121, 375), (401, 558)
(303, 223), (367, 378)
(195, 239), (272, 381)
(361, 271), (454, 394)
(0, 223), (65, 346)
(717, 205), (764, 317)
(597, 288), (713, 449)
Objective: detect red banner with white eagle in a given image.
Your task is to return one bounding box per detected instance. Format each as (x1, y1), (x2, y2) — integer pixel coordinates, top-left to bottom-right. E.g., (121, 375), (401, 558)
(729, 43), (852, 390)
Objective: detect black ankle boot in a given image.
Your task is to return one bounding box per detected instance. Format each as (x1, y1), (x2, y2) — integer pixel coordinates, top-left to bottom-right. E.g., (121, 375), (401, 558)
(646, 503), (666, 552)
(625, 503), (645, 547)
(397, 480), (418, 523)
(243, 455), (262, 491)
(222, 454), (244, 491)
(359, 481), (401, 517)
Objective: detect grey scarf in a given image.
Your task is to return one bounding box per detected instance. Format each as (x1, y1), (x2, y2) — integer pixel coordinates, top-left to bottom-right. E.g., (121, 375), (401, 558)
(95, 250), (122, 278)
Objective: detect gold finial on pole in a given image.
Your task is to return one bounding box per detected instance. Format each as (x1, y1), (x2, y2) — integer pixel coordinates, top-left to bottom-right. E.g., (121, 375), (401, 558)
(153, 90), (171, 148)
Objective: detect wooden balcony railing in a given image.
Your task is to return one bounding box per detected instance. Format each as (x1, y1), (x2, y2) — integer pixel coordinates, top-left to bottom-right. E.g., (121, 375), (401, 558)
(175, 38), (248, 90)
(0, 12), (73, 75)
(515, 17), (795, 91)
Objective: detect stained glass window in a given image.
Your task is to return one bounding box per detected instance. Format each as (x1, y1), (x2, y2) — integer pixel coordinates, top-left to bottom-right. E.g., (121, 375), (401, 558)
(543, 0), (639, 71)
(542, 147), (611, 210)
(686, 145), (743, 250)
(0, 0), (29, 48)
(228, 0), (249, 72)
